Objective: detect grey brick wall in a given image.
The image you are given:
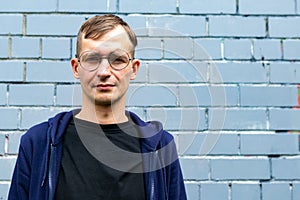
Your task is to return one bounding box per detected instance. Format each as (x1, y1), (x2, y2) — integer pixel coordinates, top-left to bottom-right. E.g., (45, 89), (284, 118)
(0, 0), (300, 199)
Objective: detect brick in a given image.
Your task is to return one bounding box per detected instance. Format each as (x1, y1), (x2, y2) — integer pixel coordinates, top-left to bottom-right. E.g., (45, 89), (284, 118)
(293, 182), (300, 199)
(0, 62), (24, 82)
(42, 38), (71, 59)
(210, 62), (268, 83)
(0, 183), (10, 200)
(298, 0), (300, 14)
(283, 40), (300, 60)
(262, 182), (291, 200)
(224, 39), (252, 59)
(240, 134), (299, 155)
(209, 108), (267, 130)
(11, 37), (40, 58)
(148, 16), (206, 37)
(179, 85), (238, 106)
(0, 134), (5, 155)
(269, 17), (300, 38)
(178, 133), (239, 156)
(0, 158), (16, 180)
(185, 183), (199, 200)
(26, 61), (74, 83)
(9, 84), (54, 106)
(0, 37), (8, 58)
(148, 62), (208, 83)
(272, 157), (300, 179)
(136, 38), (162, 60)
(180, 0), (236, 14)
(180, 158), (209, 180)
(58, 0), (116, 12)
(209, 16), (266, 37)
(231, 183), (260, 200)
(56, 84), (82, 106)
(27, 15), (85, 36)
(253, 39), (282, 60)
(20, 108), (68, 129)
(119, 0), (177, 13)
(71, 37), (77, 57)
(163, 38), (193, 59)
(121, 16), (147, 36)
(200, 183), (228, 200)
(194, 38), (222, 60)
(126, 85), (177, 107)
(240, 85), (298, 106)
(269, 109), (300, 130)
(0, 14), (23, 34)
(0, 0), (56, 12)
(0, 84), (7, 105)
(146, 108), (206, 131)
(0, 108), (19, 129)
(239, 0), (295, 14)
(211, 158), (270, 180)
(8, 132), (23, 154)
(270, 63), (300, 84)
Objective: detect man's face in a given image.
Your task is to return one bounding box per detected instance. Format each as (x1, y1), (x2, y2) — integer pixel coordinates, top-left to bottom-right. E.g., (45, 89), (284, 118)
(71, 25), (140, 107)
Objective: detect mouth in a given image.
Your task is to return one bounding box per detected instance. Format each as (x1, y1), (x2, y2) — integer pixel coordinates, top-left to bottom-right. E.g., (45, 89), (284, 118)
(95, 83), (115, 90)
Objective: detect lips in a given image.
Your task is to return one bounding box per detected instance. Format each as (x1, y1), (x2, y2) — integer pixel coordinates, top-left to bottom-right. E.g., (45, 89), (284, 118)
(95, 83), (115, 90)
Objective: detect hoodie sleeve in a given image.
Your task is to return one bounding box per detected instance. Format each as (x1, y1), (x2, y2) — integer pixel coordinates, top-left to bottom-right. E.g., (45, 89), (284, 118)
(8, 141), (31, 200)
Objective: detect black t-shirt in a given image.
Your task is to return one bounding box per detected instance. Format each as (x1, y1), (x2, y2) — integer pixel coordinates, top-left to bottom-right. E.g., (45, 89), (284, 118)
(54, 117), (146, 200)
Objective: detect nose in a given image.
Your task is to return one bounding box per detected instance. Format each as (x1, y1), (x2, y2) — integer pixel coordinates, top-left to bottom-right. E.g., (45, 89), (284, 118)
(97, 58), (111, 77)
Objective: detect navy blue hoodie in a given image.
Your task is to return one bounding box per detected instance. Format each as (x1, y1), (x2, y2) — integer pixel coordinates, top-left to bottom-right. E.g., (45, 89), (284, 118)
(8, 110), (187, 200)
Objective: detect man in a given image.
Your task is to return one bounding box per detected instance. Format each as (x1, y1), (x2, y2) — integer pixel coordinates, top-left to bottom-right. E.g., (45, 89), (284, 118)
(8, 14), (187, 200)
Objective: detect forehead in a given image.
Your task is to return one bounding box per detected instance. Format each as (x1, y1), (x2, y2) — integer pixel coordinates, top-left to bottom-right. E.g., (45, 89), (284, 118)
(80, 25), (133, 53)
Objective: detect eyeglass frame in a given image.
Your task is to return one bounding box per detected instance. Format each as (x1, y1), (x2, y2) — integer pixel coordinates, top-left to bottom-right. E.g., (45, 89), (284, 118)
(75, 49), (134, 72)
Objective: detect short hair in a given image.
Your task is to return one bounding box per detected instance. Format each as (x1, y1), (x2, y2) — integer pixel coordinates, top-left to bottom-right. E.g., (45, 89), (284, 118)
(76, 14), (137, 57)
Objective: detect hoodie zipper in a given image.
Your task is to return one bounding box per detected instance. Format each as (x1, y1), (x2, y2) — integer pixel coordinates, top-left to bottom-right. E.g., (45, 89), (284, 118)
(48, 144), (55, 200)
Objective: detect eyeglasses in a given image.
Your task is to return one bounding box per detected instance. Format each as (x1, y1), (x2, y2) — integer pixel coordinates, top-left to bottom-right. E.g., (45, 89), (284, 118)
(76, 49), (133, 72)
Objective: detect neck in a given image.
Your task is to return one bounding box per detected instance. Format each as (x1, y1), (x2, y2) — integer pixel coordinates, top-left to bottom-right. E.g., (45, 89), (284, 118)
(76, 103), (128, 125)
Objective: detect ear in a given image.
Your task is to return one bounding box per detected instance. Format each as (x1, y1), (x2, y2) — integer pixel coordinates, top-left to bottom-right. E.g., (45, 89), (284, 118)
(130, 59), (140, 80)
(71, 58), (80, 79)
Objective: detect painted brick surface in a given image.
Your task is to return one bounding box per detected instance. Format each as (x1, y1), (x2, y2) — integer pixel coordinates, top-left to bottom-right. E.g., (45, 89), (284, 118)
(262, 183), (291, 200)
(11, 37), (40, 58)
(209, 16), (266, 37)
(0, 158), (16, 180)
(119, 0), (177, 13)
(240, 85), (298, 106)
(224, 39), (252, 60)
(240, 134), (299, 155)
(0, 14), (23, 34)
(42, 38), (71, 59)
(1, 1), (300, 200)
(26, 62), (74, 82)
(0, 62), (24, 82)
(269, 109), (300, 130)
(0, 108), (19, 129)
(200, 183), (228, 200)
(180, 0), (236, 14)
(270, 63), (300, 84)
(178, 133), (239, 155)
(272, 157), (300, 179)
(283, 40), (300, 60)
(253, 39), (282, 60)
(239, 0), (295, 15)
(180, 158), (210, 180)
(0, 85), (7, 105)
(9, 84), (54, 106)
(231, 183), (260, 200)
(0, 37), (8, 58)
(27, 15), (85, 36)
(211, 158), (270, 180)
(148, 16), (206, 37)
(269, 17), (300, 38)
